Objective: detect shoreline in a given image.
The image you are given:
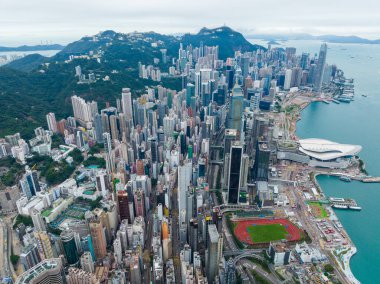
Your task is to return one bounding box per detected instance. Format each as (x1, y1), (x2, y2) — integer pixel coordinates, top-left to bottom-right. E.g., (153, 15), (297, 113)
(292, 96), (361, 284)
(313, 173), (360, 284)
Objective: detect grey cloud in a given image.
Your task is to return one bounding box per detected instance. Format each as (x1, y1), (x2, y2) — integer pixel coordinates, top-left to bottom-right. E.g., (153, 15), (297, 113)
(0, 0), (379, 45)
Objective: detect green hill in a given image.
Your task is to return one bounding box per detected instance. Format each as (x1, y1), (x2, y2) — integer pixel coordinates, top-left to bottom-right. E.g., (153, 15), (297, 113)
(180, 26), (265, 59)
(6, 53), (48, 72)
(0, 26), (264, 138)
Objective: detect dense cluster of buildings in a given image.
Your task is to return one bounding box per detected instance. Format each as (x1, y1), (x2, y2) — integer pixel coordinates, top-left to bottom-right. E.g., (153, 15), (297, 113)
(0, 36), (357, 284)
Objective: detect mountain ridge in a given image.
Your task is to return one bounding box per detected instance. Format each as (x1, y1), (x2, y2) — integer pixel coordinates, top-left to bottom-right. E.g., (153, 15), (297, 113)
(0, 44), (65, 52)
(247, 33), (380, 44)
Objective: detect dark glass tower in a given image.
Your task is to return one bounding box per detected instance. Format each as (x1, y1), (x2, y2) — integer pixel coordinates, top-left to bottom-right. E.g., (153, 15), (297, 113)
(228, 145), (242, 204)
(253, 141), (270, 181)
(61, 229), (79, 266)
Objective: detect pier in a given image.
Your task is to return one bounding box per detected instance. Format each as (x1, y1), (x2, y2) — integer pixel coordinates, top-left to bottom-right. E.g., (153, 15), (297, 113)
(361, 177), (380, 183)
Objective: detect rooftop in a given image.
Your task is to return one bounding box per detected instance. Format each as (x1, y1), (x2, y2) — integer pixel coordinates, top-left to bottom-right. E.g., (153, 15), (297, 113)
(16, 259), (62, 284)
(299, 138), (362, 161)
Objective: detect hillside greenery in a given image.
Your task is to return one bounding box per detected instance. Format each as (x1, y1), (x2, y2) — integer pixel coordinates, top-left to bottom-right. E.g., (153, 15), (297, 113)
(0, 26), (262, 139)
(0, 157), (24, 188)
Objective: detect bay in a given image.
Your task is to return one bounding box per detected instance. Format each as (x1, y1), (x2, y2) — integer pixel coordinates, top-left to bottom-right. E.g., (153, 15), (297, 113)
(250, 38), (380, 283)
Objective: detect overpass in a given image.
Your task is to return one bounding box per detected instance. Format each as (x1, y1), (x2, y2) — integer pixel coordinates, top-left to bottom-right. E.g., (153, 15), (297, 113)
(232, 251), (266, 264)
(214, 204), (260, 214)
(268, 178), (297, 186)
(209, 160), (224, 165)
(210, 145), (224, 149)
(223, 249), (263, 257)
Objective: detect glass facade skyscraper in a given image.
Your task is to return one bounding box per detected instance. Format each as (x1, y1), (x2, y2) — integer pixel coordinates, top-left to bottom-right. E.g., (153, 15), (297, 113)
(61, 229), (79, 266)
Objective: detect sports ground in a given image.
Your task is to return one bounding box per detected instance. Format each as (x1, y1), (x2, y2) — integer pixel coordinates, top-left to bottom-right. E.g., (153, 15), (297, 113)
(233, 218), (302, 245)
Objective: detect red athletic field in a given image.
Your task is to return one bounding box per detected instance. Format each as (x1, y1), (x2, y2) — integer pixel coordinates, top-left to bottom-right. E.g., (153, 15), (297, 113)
(234, 218), (302, 245)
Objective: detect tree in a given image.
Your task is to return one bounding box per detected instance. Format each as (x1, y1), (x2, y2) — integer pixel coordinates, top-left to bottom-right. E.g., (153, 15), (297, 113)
(13, 214), (33, 229)
(70, 148), (84, 165)
(324, 264), (334, 273)
(10, 254), (20, 266)
(51, 134), (64, 149)
(83, 156), (106, 168)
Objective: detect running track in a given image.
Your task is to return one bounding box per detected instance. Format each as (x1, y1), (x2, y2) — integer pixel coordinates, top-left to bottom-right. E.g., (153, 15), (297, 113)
(234, 218), (302, 245)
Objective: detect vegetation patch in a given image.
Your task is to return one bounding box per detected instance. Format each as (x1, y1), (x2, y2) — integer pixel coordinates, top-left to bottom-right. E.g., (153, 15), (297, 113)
(13, 214), (33, 229)
(247, 224), (288, 243)
(10, 254), (20, 266)
(308, 201), (328, 218)
(83, 156), (106, 168)
(0, 157), (24, 187)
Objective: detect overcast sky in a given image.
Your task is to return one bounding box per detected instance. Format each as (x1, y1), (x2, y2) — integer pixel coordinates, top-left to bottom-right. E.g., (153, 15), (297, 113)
(1, 0), (380, 46)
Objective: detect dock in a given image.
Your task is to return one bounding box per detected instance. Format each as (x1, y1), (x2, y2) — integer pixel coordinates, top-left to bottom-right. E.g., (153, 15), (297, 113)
(362, 177), (380, 183)
(322, 100), (330, 104)
(332, 99), (340, 104)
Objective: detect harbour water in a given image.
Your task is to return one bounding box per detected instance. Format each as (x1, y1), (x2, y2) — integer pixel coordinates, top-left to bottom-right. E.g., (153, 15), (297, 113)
(0, 50), (60, 66)
(274, 40), (380, 283)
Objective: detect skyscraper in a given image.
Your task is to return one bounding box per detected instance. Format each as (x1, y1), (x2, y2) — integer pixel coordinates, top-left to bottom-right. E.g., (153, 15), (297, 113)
(313, 43), (328, 92)
(224, 258), (236, 284)
(121, 88), (133, 121)
(89, 219), (107, 260)
(34, 231), (54, 260)
(46, 112), (58, 133)
(94, 113), (104, 143)
(227, 84), (244, 131)
(178, 160), (192, 224)
(61, 229), (79, 266)
(103, 132), (113, 174)
(253, 141), (270, 181)
(134, 189), (145, 217)
(71, 95), (94, 125)
(20, 244), (41, 271)
(80, 251), (94, 273)
(227, 143), (243, 204)
(109, 115), (119, 141)
(16, 258), (66, 284)
(117, 190), (131, 223)
(284, 69), (292, 90)
(206, 224), (223, 282)
(31, 209), (46, 231)
(19, 168), (41, 199)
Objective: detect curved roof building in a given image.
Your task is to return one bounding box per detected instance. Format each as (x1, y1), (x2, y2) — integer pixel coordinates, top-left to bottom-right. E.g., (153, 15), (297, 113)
(299, 138), (362, 161)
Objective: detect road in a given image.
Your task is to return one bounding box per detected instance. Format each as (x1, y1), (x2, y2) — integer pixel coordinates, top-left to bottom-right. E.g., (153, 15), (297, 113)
(170, 186), (181, 283)
(143, 183), (158, 284)
(0, 219), (11, 281)
(239, 258), (281, 284)
(286, 165), (352, 284)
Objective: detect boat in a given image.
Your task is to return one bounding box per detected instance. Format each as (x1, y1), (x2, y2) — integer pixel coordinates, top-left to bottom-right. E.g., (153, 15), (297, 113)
(332, 204), (348, 209)
(338, 98), (351, 103)
(332, 99), (340, 104)
(362, 94), (367, 97)
(349, 206), (362, 211)
(339, 176), (351, 182)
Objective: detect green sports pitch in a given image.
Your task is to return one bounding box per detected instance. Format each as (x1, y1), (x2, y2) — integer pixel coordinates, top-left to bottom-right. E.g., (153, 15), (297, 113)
(246, 224), (288, 243)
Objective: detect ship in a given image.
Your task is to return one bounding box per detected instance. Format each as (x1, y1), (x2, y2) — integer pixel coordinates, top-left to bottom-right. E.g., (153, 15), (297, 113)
(338, 98), (351, 103)
(339, 176), (351, 182)
(348, 206), (362, 211)
(329, 197), (361, 211)
(332, 204), (348, 209)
